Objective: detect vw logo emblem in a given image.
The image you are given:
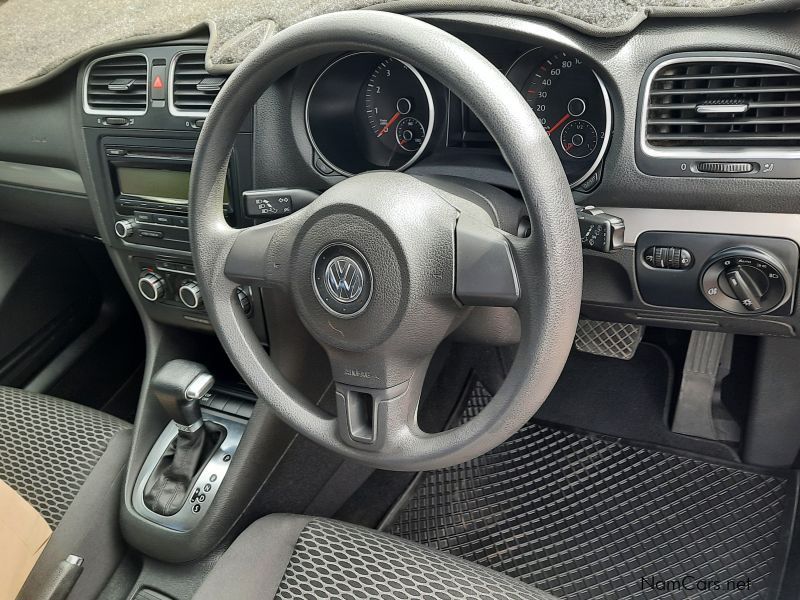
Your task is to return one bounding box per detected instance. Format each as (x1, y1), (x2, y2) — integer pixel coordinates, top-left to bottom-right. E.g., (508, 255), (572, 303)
(324, 257), (364, 303)
(313, 244), (373, 318)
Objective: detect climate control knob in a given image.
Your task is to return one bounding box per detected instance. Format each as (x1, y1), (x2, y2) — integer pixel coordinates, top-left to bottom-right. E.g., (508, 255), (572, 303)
(700, 247), (789, 315)
(178, 281), (203, 309)
(114, 219), (135, 239)
(138, 272), (165, 302)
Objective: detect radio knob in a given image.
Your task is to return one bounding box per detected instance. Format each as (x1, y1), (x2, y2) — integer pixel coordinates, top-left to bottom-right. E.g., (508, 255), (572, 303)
(114, 219), (135, 239)
(179, 281), (203, 309)
(138, 272), (165, 302)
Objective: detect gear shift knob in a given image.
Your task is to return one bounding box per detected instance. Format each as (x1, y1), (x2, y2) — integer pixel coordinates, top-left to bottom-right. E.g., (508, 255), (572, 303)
(151, 360), (214, 431)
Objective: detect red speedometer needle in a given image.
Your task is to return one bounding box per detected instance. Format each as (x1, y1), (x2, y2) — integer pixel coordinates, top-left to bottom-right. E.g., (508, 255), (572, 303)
(377, 111), (401, 138)
(548, 113), (571, 136)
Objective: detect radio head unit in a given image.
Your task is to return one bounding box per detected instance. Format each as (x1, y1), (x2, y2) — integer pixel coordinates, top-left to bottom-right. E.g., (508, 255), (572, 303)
(106, 145), (233, 251)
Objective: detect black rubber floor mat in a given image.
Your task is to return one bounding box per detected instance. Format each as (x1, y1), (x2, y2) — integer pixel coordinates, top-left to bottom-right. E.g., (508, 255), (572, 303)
(535, 343), (738, 462)
(388, 381), (797, 600)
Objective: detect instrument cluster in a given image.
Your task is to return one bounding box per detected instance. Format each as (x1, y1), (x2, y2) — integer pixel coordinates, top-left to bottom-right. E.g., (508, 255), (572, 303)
(305, 42), (612, 188)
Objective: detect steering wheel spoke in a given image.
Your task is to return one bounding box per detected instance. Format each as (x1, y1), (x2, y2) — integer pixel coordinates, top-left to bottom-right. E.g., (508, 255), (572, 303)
(223, 213), (303, 289)
(455, 217), (520, 308)
(332, 357), (427, 451)
(334, 380), (412, 446)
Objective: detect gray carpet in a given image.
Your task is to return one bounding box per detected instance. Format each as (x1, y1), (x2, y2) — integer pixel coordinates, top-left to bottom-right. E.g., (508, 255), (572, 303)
(0, 0), (795, 95)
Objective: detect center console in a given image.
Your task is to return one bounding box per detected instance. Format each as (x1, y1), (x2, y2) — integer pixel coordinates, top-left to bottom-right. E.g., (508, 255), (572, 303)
(76, 43), (302, 567)
(78, 42), (266, 335)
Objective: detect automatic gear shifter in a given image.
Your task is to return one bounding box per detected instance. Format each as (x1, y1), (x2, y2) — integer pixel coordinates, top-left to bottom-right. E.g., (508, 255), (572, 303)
(143, 360), (216, 516)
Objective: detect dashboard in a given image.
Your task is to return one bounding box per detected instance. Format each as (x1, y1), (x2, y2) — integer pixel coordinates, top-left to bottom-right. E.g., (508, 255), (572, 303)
(3, 9), (800, 340)
(304, 41), (611, 189)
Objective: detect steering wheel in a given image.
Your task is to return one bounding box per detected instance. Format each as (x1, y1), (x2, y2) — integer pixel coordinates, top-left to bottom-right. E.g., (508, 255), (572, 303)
(190, 10), (582, 471)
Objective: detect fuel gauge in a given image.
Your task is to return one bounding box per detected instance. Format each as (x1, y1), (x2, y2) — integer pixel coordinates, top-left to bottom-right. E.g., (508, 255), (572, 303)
(560, 119), (598, 159)
(395, 116), (426, 152)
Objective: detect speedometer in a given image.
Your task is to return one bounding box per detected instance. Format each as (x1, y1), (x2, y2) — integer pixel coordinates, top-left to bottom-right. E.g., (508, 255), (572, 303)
(509, 49), (611, 187)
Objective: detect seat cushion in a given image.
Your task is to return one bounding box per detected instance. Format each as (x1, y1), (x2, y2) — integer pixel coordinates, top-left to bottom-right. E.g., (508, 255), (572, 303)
(194, 514), (557, 600)
(0, 386), (130, 528)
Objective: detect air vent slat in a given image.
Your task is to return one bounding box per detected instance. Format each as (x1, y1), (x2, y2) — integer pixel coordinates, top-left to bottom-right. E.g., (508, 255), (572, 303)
(648, 117), (800, 126)
(171, 52), (225, 116)
(85, 54), (147, 114)
(88, 95), (148, 103)
(649, 132), (800, 142)
(650, 86), (800, 96)
(87, 88), (147, 95)
(649, 101), (800, 111)
(173, 92), (220, 98)
(174, 69), (211, 76)
(645, 58), (800, 148)
(173, 100), (219, 108)
(655, 72), (800, 82)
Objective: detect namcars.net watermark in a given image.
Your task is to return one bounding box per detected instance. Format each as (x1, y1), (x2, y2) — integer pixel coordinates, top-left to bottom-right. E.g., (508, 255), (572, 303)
(641, 575), (752, 593)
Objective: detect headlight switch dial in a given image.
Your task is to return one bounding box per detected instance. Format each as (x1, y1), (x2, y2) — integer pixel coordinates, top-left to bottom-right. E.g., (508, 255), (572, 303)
(700, 248), (789, 315)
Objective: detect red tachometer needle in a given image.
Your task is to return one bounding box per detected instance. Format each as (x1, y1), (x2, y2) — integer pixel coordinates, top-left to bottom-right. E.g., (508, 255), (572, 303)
(548, 113), (571, 136)
(377, 111), (401, 138)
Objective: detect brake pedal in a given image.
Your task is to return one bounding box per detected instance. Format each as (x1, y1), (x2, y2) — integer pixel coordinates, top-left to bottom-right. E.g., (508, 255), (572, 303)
(574, 319), (644, 360)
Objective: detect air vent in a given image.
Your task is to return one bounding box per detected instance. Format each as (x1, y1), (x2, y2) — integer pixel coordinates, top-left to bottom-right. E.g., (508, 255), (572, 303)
(645, 57), (800, 148)
(84, 54), (148, 115)
(170, 52), (226, 117)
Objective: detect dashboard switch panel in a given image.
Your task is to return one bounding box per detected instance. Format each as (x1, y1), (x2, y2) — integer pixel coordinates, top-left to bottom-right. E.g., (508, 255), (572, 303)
(636, 232), (798, 316)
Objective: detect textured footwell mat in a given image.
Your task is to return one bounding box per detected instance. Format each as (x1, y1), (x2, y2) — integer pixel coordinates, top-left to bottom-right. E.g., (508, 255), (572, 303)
(388, 381), (797, 600)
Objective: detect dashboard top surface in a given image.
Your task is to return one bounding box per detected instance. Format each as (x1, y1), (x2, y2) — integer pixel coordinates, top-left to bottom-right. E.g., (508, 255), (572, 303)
(1, 0), (793, 95)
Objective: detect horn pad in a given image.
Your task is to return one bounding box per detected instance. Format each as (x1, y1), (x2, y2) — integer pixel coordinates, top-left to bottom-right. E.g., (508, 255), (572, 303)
(313, 243), (374, 318)
(289, 172), (462, 365)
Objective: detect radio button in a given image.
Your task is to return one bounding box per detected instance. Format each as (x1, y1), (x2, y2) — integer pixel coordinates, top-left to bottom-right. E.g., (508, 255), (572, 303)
(134, 212), (154, 223)
(139, 230), (163, 239)
(155, 215), (173, 225)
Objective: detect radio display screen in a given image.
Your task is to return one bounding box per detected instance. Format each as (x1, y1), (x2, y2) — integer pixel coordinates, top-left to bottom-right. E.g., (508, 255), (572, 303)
(115, 167), (230, 204)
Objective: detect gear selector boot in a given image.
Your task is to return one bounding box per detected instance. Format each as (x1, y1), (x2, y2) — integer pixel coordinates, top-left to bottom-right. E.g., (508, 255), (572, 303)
(143, 360), (216, 516)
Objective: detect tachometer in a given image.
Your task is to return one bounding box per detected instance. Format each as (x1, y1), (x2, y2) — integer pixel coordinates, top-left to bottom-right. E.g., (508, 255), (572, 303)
(363, 57), (433, 167)
(306, 53), (434, 176)
(509, 49), (611, 187)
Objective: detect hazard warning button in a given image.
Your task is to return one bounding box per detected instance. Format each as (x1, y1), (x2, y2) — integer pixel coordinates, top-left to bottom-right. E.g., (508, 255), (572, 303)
(152, 65), (166, 101)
